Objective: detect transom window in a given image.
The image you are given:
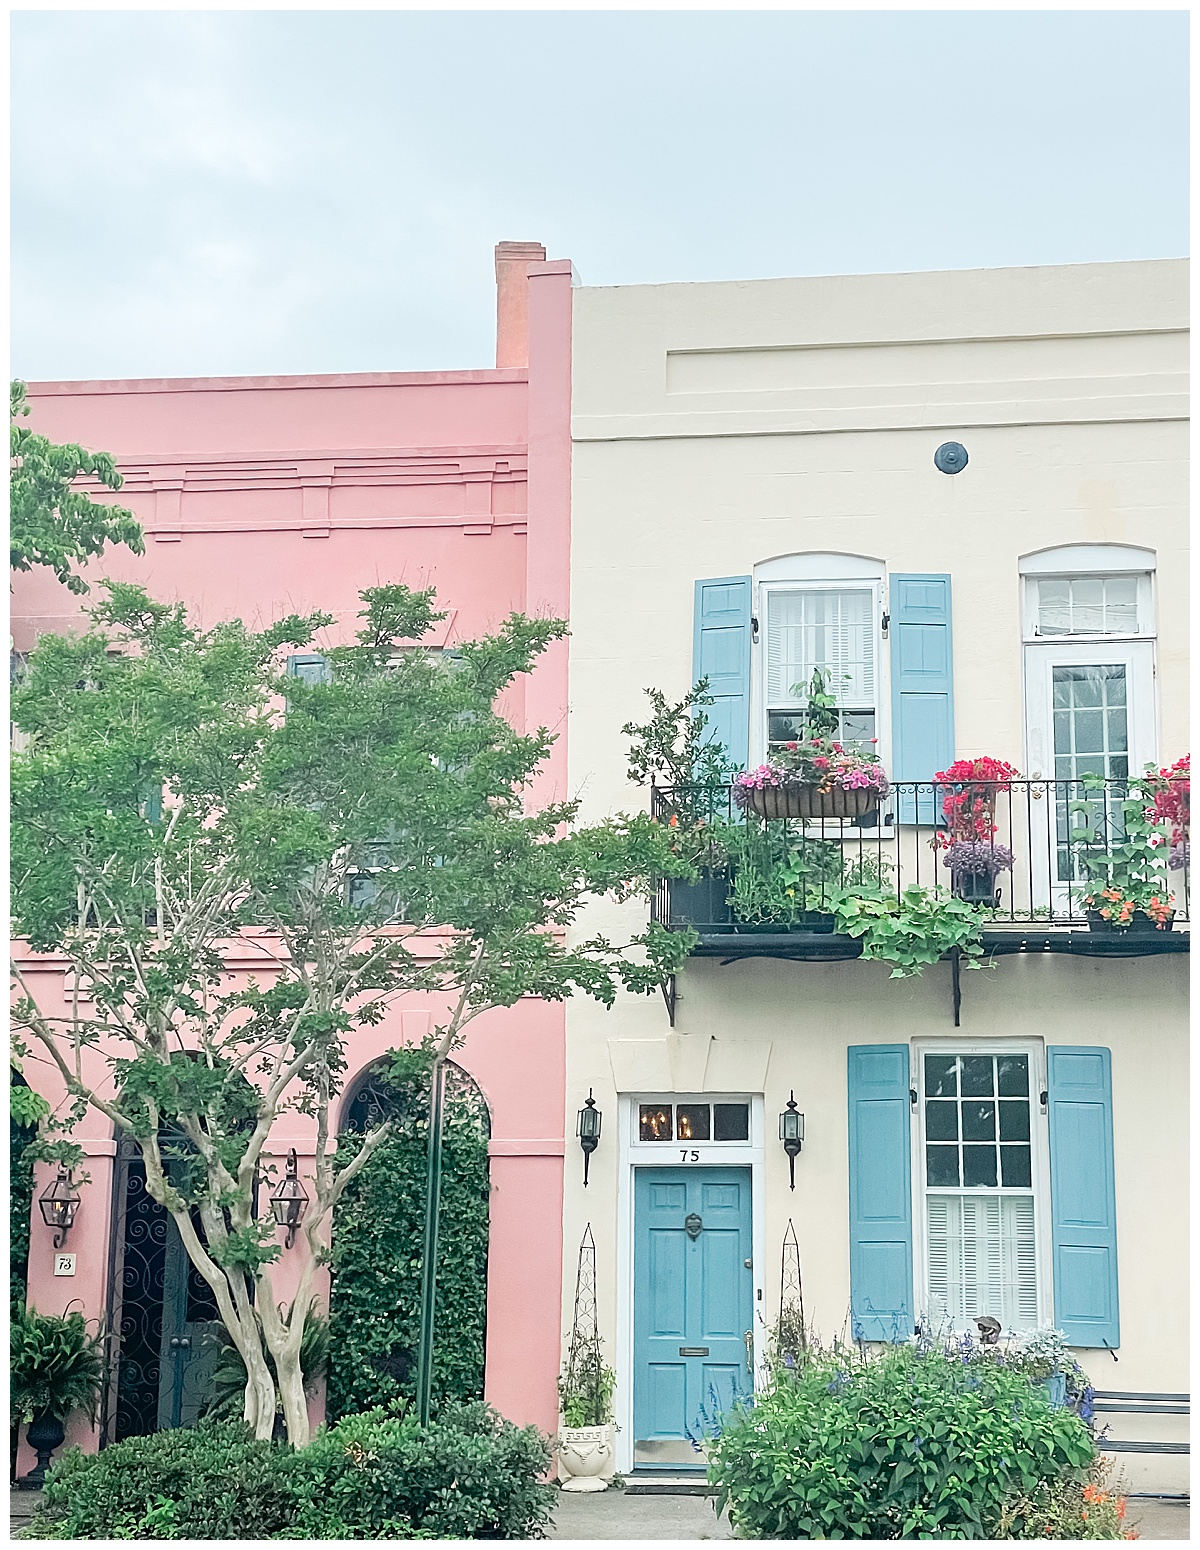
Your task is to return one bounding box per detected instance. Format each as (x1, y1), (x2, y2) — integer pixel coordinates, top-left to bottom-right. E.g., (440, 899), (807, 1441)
(764, 585), (878, 752)
(920, 1051), (1038, 1333)
(1035, 576), (1140, 637)
(638, 1102), (749, 1143)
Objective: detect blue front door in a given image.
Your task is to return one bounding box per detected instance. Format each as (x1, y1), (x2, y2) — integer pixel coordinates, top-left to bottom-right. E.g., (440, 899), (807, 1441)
(633, 1167), (753, 1468)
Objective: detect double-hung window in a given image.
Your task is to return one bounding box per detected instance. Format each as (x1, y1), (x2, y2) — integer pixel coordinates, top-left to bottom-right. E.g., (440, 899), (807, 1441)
(756, 561), (885, 762)
(917, 1048), (1043, 1333)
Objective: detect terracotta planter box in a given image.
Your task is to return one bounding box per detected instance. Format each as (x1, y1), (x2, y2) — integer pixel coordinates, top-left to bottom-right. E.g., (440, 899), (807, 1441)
(743, 784), (879, 822)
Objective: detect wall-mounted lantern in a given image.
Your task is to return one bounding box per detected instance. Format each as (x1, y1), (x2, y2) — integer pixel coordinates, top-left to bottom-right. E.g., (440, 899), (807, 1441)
(577, 1090), (602, 1187)
(779, 1093), (805, 1191)
(270, 1149), (310, 1248)
(39, 1168), (81, 1249)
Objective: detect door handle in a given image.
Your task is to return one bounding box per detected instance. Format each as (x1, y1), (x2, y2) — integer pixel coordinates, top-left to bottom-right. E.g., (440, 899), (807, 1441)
(743, 1330), (754, 1370)
(168, 1336), (191, 1351)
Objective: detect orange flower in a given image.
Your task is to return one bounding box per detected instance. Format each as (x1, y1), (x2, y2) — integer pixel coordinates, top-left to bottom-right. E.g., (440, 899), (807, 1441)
(1083, 1485), (1100, 1502)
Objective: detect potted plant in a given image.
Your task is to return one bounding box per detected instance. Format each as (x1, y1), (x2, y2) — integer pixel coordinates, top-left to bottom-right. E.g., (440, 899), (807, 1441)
(1071, 764), (1181, 932)
(734, 670), (889, 821)
(557, 1345), (617, 1492)
(625, 680), (736, 925)
(11, 1307), (104, 1488)
(933, 756), (1021, 904)
(717, 819), (841, 932)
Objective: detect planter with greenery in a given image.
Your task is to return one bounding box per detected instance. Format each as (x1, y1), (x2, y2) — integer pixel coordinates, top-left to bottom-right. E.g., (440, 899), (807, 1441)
(734, 669), (889, 821)
(708, 1338), (1095, 1539)
(556, 1296), (617, 1492)
(11, 1307), (104, 1488)
(827, 883), (987, 978)
(1070, 764), (1180, 931)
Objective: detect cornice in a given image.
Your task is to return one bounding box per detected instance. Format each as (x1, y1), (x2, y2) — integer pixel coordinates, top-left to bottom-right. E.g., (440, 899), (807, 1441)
(24, 369), (529, 396)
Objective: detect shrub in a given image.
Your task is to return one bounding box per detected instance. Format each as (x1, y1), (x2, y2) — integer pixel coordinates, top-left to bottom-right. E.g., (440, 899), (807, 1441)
(327, 1054), (491, 1422)
(708, 1342), (1095, 1539)
(27, 1403), (555, 1541)
(283, 1401), (555, 1540)
(27, 1422), (294, 1540)
(997, 1456), (1137, 1539)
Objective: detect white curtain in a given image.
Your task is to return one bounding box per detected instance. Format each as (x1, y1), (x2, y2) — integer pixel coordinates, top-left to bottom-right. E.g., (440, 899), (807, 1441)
(927, 1194), (1037, 1331)
(766, 588), (875, 709)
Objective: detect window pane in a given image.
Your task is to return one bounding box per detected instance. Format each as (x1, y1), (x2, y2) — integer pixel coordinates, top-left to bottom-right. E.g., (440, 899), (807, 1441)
(999, 1100), (1030, 1142)
(926, 1145), (960, 1187)
(963, 1145), (998, 1187)
(838, 709), (876, 751)
(1074, 709), (1104, 754)
(925, 1054), (958, 1098)
(676, 1104), (710, 1142)
(639, 1105), (673, 1141)
(962, 1101), (996, 1142)
(960, 1057), (994, 1098)
(1107, 708), (1128, 751)
(1000, 1146), (1033, 1188)
(997, 1056), (1029, 1097)
(925, 1100), (958, 1141)
(768, 712), (806, 744)
(1037, 580), (1071, 635)
(713, 1103), (750, 1142)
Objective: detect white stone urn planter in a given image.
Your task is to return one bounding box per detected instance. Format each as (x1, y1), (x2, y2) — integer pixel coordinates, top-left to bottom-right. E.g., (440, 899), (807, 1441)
(557, 1423), (616, 1492)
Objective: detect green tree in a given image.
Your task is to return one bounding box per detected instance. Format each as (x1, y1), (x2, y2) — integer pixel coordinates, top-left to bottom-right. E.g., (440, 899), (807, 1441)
(10, 580), (692, 1446)
(10, 380), (144, 593)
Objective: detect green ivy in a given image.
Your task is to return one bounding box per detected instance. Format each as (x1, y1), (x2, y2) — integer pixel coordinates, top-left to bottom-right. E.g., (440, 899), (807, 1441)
(10, 1070), (45, 1314)
(326, 1063), (490, 1422)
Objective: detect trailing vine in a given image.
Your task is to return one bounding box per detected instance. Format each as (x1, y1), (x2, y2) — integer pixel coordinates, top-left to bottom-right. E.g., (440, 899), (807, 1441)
(326, 1050), (491, 1422)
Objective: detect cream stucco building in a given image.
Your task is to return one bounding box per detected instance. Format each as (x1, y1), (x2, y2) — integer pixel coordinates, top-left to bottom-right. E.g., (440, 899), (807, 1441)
(560, 258), (1188, 1490)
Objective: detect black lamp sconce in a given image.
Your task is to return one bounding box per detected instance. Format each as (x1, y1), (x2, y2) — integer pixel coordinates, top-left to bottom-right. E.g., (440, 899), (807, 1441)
(39, 1168), (81, 1249)
(270, 1149), (310, 1249)
(577, 1090), (602, 1186)
(779, 1093), (805, 1191)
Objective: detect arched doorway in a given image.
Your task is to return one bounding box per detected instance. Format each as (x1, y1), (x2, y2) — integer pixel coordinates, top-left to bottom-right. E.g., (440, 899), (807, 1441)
(101, 1135), (224, 1443)
(327, 1056), (491, 1422)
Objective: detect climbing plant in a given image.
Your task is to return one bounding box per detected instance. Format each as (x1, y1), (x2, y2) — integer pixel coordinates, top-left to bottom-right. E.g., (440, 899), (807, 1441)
(326, 1049), (491, 1421)
(10, 1069), (48, 1314)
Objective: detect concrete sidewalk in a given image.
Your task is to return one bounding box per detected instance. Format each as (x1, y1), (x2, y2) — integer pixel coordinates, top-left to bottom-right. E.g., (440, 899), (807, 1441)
(549, 1486), (1189, 1541)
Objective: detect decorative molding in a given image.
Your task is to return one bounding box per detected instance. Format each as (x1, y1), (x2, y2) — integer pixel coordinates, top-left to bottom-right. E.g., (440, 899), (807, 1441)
(25, 369), (529, 396)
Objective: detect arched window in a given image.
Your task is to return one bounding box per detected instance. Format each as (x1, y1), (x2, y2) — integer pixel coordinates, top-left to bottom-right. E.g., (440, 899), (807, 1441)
(341, 1058), (491, 1138)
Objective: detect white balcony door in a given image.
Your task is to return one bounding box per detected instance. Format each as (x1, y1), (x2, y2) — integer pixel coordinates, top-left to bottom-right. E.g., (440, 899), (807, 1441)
(1023, 642), (1157, 912)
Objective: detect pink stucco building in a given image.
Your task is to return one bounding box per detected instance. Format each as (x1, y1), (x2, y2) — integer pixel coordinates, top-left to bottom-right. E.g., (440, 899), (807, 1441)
(12, 243), (575, 1464)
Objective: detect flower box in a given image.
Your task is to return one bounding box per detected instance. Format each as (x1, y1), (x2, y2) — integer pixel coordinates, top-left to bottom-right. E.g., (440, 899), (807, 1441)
(1085, 909), (1175, 935)
(743, 784), (879, 822)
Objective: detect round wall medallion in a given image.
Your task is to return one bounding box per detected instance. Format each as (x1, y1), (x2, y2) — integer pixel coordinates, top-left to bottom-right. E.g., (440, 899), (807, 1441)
(934, 441), (969, 475)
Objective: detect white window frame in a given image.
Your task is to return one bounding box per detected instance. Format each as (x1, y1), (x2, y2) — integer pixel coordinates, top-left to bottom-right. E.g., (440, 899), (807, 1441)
(750, 555), (890, 774)
(910, 1040), (1053, 1335)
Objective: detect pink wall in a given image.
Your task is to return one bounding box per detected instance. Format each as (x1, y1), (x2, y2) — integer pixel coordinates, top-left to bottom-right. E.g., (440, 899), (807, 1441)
(12, 248), (576, 1460)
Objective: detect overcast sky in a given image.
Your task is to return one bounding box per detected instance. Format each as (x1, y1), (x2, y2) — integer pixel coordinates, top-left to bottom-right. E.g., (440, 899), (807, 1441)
(11, 9), (1190, 381)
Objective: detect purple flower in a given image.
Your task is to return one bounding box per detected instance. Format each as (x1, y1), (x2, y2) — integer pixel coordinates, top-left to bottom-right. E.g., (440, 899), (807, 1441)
(942, 840), (1015, 876)
(1170, 841), (1189, 871)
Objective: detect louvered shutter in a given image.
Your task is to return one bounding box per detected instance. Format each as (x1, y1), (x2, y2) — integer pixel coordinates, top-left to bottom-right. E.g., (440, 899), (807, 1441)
(693, 577), (752, 771)
(1047, 1047), (1120, 1349)
(926, 1195), (1037, 1331)
(765, 588), (875, 709)
(848, 1045), (914, 1341)
(889, 574), (954, 824)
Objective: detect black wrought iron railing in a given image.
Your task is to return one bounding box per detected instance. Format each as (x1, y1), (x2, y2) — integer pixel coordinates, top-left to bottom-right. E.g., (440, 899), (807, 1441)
(650, 778), (1190, 932)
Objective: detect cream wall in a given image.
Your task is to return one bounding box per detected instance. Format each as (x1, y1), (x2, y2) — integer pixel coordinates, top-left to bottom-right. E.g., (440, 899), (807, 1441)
(562, 258), (1189, 1487)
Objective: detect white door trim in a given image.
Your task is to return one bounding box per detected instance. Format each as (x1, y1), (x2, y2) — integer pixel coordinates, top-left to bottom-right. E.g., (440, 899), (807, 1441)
(615, 1094), (765, 1475)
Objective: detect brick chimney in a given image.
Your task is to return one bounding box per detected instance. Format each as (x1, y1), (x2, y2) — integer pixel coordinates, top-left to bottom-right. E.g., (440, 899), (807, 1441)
(494, 241), (546, 369)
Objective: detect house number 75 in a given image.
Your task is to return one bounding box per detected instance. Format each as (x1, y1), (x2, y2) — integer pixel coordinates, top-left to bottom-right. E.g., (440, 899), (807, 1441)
(679, 1149), (700, 1162)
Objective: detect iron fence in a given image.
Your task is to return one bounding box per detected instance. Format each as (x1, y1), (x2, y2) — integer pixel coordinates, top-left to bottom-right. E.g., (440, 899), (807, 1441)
(650, 778), (1189, 933)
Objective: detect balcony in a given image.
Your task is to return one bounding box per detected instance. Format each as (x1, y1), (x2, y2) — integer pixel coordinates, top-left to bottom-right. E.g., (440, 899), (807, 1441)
(650, 778), (1190, 966)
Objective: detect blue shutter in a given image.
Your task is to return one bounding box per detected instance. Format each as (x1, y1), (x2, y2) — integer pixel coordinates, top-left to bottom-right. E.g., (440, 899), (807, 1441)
(848, 1045), (914, 1341)
(889, 574), (954, 826)
(286, 653), (331, 685)
(693, 577), (752, 772)
(1047, 1047), (1120, 1350)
